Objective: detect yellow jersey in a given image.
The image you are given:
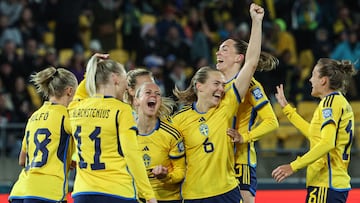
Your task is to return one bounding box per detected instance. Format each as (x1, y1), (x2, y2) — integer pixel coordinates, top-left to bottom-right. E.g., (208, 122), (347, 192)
(137, 118), (185, 200)
(284, 92), (353, 190)
(9, 102), (74, 202)
(172, 84), (241, 199)
(227, 78), (278, 167)
(68, 78), (155, 200)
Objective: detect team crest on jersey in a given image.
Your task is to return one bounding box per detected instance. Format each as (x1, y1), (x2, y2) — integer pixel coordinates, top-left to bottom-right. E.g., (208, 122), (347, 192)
(251, 87), (263, 100)
(322, 108), (333, 119)
(177, 141), (185, 152)
(199, 123), (209, 136)
(143, 154), (151, 167)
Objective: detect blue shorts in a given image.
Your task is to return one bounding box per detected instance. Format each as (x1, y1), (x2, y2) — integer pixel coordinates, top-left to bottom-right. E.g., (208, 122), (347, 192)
(235, 164), (257, 196)
(10, 199), (66, 203)
(183, 186), (242, 203)
(73, 194), (138, 203)
(139, 198), (181, 203)
(306, 186), (349, 203)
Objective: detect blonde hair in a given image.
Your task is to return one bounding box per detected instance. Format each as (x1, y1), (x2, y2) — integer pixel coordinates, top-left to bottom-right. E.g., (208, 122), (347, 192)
(85, 55), (126, 97)
(135, 82), (175, 119)
(30, 67), (78, 99)
(125, 68), (154, 105)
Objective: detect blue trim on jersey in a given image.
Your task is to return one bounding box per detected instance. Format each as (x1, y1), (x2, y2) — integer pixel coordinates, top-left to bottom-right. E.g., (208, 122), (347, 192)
(321, 119), (335, 130)
(325, 92), (340, 97)
(231, 83), (241, 103)
(138, 119), (160, 136)
(169, 154), (185, 159)
(126, 165), (137, 199)
(327, 153), (333, 188)
(61, 135), (70, 201)
(249, 100), (269, 131)
(330, 187), (352, 192)
(115, 110), (124, 157)
(225, 73), (238, 84)
(248, 109), (257, 131)
(57, 116), (68, 161)
(193, 102), (207, 114)
(247, 142), (251, 166)
(253, 100), (268, 111)
(326, 151), (351, 192)
(104, 95), (114, 98)
(57, 116), (70, 201)
(231, 116), (237, 129)
(72, 191), (137, 200)
(9, 195), (60, 202)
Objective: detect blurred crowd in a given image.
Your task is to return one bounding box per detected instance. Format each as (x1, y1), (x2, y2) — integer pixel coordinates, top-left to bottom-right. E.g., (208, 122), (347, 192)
(0, 0), (360, 156)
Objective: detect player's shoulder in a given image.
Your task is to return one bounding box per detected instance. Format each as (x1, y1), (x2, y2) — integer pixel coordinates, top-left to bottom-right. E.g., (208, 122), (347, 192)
(173, 104), (192, 118)
(321, 92), (346, 108)
(159, 119), (182, 140)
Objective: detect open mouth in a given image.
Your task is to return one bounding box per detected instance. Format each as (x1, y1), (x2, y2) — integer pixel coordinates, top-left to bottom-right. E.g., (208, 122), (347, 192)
(213, 93), (222, 99)
(147, 101), (156, 108)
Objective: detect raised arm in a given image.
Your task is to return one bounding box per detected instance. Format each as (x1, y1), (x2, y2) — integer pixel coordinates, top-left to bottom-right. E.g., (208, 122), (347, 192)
(234, 3), (264, 97)
(275, 84), (311, 138)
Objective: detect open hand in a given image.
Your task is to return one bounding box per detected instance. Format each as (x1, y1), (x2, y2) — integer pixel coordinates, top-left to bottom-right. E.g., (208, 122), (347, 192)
(275, 84), (289, 108)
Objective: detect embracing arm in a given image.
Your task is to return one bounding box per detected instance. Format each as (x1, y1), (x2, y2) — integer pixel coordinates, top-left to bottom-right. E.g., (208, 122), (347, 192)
(153, 156), (185, 184)
(244, 102), (279, 142)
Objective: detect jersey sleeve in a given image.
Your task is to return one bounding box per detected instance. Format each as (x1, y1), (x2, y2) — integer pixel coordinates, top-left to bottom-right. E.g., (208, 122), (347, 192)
(290, 98), (342, 172)
(164, 136), (185, 184)
(282, 104), (311, 138)
(241, 82), (279, 142)
(290, 123), (336, 172)
(63, 115), (75, 161)
(74, 77), (88, 100)
(118, 106), (155, 200)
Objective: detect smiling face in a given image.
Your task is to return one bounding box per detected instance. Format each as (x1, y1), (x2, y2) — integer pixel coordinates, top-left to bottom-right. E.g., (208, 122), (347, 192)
(216, 39), (242, 74)
(309, 64), (325, 98)
(196, 71), (226, 109)
(135, 83), (162, 117)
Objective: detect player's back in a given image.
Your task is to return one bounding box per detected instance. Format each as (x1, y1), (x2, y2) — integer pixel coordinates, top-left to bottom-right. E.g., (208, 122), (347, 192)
(10, 101), (73, 201)
(69, 96), (139, 198)
(307, 92), (353, 189)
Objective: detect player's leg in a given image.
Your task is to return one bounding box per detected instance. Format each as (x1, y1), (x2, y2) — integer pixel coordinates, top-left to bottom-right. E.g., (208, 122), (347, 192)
(237, 164), (256, 203)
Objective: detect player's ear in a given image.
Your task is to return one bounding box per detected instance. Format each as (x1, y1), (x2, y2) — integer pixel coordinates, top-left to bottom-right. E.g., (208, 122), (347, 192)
(320, 76), (328, 86)
(66, 86), (75, 97)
